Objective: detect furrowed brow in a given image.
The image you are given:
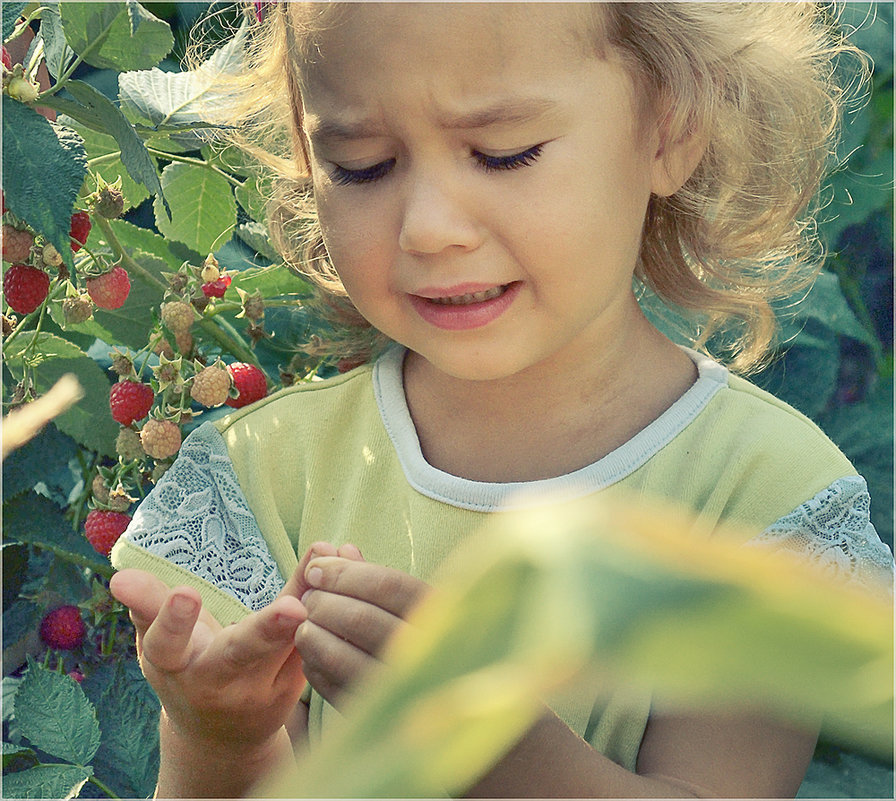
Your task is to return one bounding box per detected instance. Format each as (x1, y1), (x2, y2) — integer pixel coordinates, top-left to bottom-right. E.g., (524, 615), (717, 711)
(438, 97), (560, 130)
(305, 97), (560, 145)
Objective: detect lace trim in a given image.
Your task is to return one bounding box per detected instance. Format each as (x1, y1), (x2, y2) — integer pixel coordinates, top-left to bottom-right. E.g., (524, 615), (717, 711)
(746, 476), (894, 593)
(122, 422), (285, 610)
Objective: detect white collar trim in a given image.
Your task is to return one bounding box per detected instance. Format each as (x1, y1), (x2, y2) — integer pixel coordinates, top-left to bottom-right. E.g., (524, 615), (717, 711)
(372, 346), (728, 511)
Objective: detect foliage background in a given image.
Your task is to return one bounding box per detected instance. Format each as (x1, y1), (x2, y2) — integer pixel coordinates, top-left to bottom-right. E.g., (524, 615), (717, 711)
(1, 2), (893, 798)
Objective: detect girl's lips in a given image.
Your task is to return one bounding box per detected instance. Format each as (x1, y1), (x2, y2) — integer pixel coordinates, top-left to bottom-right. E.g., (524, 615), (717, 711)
(409, 281), (521, 330)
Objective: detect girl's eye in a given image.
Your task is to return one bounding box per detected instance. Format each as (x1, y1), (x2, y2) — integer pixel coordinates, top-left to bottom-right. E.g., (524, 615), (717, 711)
(329, 158), (396, 186)
(475, 143), (544, 173)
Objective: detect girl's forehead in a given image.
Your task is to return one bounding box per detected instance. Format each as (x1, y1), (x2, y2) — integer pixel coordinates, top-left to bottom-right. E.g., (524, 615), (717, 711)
(288, 2), (601, 79)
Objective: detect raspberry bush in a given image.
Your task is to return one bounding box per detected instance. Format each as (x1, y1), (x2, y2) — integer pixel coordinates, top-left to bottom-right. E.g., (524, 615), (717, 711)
(1, 2), (892, 800)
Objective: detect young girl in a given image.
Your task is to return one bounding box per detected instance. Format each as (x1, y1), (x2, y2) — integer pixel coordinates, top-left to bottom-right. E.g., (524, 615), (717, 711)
(110, 2), (894, 797)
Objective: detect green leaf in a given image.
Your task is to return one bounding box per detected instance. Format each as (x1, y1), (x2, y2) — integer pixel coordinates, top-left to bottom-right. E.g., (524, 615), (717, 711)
(97, 218), (186, 271)
(2, 600), (40, 651)
(16, 660), (101, 766)
(2, 739), (36, 765)
(798, 750), (895, 799)
(230, 262), (310, 298)
(118, 21), (247, 145)
(234, 221), (281, 263)
(0, 764), (92, 799)
(3, 333), (118, 455)
(2, 423), (78, 501)
(62, 80), (166, 212)
(1, 99), (86, 268)
(59, 1), (173, 71)
(153, 162), (236, 254)
(2, 2), (26, 42)
(38, 4), (76, 81)
(782, 272), (875, 345)
(58, 114), (150, 211)
(92, 661), (160, 798)
(3, 493), (112, 574)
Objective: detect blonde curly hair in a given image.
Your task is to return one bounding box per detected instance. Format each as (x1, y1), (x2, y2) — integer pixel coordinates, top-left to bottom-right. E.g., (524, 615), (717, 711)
(202, 2), (867, 373)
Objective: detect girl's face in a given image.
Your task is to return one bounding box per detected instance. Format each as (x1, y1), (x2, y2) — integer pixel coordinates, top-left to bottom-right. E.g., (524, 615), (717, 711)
(298, 3), (681, 383)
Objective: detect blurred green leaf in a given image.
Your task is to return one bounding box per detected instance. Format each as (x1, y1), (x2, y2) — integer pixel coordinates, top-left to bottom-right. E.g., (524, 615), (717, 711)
(152, 162), (236, 254)
(264, 497), (892, 798)
(798, 749), (894, 799)
(1, 100), (86, 269)
(15, 660), (101, 766)
(59, 1), (173, 71)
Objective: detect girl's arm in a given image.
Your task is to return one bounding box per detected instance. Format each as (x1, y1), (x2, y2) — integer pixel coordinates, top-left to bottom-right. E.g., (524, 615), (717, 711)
(464, 706), (817, 798)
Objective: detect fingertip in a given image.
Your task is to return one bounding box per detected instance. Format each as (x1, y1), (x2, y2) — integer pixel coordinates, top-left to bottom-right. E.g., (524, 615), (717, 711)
(337, 543), (364, 561)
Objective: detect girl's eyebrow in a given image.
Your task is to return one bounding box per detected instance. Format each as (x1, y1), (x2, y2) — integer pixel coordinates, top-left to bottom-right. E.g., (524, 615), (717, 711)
(305, 97), (560, 145)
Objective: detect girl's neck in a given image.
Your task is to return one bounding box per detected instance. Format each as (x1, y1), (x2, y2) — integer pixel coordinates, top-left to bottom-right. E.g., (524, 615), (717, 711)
(402, 309), (698, 483)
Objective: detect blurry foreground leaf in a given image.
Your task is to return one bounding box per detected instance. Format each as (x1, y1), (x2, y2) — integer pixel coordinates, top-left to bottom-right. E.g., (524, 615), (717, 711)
(263, 495), (892, 798)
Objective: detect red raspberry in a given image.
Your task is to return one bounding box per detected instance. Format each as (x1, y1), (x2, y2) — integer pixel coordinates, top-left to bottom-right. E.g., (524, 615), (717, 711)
(2, 225), (33, 263)
(1, 46), (11, 71)
(84, 509), (131, 556)
(140, 418), (182, 460)
(86, 265), (130, 309)
(200, 275), (232, 298)
(225, 363), (268, 408)
(39, 606), (86, 651)
(109, 379), (154, 425)
(69, 211), (91, 251)
(4, 263), (50, 314)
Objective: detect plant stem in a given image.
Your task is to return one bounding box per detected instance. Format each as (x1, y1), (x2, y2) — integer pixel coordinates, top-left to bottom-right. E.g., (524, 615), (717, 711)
(146, 147), (244, 189)
(88, 775), (120, 798)
(93, 216), (168, 293)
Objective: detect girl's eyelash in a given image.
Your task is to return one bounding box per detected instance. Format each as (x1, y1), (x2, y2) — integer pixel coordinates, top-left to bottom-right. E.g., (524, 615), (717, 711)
(475, 143), (544, 173)
(330, 158), (396, 186)
(328, 143), (545, 186)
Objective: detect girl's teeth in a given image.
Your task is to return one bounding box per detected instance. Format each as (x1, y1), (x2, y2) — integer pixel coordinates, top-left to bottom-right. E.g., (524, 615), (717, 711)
(432, 286), (505, 305)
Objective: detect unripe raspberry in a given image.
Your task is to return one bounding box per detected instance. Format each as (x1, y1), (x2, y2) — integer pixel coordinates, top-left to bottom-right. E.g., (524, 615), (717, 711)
(94, 184), (124, 219)
(91, 473), (111, 505)
(62, 293), (94, 325)
(140, 418), (181, 460)
(109, 380), (154, 425)
(39, 606), (86, 651)
(174, 330), (193, 355)
(84, 509), (131, 556)
(200, 255), (220, 283)
(115, 427), (145, 462)
(225, 362), (268, 408)
(160, 300), (194, 335)
(2, 225), (33, 263)
(7, 75), (39, 103)
(42, 243), (63, 268)
(190, 365), (231, 408)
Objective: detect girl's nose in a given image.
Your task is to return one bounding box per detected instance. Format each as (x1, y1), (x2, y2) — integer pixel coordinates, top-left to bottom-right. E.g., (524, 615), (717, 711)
(397, 174), (482, 255)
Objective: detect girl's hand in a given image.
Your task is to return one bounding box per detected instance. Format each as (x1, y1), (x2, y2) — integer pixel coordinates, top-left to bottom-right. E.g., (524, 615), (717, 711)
(109, 568), (307, 749)
(291, 548), (430, 706)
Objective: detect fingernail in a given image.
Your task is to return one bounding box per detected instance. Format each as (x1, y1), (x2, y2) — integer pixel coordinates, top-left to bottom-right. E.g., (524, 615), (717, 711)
(301, 589), (312, 606)
(306, 566), (323, 587)
(171, 594), (197, 618)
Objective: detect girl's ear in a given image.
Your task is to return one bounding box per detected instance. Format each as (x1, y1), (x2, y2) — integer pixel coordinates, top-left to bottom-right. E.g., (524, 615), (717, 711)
(650, 107), (707, 198)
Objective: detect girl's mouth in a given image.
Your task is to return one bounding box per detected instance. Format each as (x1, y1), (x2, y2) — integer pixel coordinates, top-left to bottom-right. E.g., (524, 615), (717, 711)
(409, 282), (520, 330)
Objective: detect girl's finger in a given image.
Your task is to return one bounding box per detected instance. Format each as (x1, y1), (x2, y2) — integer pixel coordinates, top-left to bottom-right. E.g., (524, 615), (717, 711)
(301, 590), (400, 657)
(213, 595), (307, 673)
(280, 541), (339, 600)
(140, 588), (203, 673)
(294, 619), (373, 706)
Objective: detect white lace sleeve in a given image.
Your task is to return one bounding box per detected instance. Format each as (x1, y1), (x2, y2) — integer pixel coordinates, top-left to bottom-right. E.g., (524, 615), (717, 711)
(745, 476), (894, 593)
(121, 422), (285, 611)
